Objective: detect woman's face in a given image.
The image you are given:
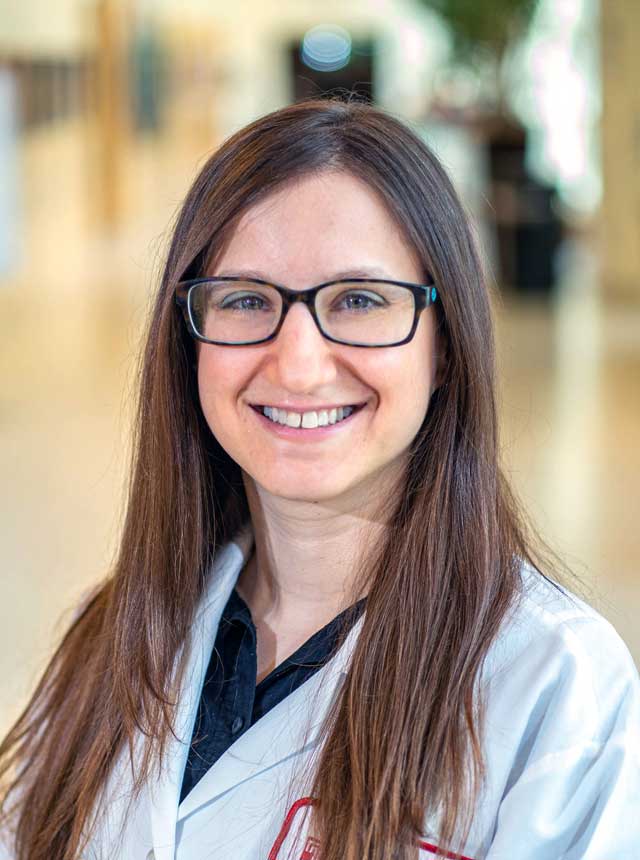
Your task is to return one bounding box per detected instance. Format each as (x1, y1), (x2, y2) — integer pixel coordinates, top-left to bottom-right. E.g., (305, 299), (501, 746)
(197, 170), (442, 506)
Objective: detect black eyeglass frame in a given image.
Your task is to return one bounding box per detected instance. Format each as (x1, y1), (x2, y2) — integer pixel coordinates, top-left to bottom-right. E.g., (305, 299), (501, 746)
(174, 276), (438, 348)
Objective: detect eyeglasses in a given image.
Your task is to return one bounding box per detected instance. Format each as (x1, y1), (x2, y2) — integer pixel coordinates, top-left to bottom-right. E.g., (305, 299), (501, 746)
(175, 276), (438, 348)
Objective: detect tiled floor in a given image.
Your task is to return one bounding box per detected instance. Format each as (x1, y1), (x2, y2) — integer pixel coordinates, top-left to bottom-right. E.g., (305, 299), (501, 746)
(1, 120), (638, 735)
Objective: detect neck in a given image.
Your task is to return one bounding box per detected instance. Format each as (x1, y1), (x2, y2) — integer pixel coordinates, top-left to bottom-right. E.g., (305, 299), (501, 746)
(236, 470), (399, 630)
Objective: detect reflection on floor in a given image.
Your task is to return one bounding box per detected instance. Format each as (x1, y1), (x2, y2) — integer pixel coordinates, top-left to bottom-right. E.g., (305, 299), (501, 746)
(1, 121), (639, 733)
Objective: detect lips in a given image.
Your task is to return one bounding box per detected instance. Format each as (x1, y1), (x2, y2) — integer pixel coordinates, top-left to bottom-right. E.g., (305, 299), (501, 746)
(250, 403), (366, 415)
(249, 402), (366, 415)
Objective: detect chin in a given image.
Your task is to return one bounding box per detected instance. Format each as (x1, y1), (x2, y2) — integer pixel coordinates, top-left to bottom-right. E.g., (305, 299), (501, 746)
(255, 471), (355, 504)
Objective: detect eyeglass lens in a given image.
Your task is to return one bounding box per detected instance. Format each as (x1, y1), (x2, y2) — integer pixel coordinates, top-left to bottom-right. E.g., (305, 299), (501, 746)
(188, 280), (417, 346)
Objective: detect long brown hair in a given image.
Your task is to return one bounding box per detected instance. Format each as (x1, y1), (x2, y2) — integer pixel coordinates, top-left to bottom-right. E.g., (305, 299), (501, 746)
(0, 97), (562, 859)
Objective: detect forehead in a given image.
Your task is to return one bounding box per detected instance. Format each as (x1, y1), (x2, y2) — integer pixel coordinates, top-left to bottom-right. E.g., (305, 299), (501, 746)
(211, 171), (423, 286)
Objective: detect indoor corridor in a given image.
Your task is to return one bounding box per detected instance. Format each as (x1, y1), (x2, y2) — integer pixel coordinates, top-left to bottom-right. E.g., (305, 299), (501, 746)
(1, 114), (639, 734)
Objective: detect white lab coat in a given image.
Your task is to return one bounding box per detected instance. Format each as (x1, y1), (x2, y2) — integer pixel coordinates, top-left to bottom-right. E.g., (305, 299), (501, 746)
(2, 531), (640, 859)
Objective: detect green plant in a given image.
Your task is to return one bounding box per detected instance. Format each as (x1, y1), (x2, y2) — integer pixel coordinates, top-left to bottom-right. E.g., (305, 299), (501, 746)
(419, 0), (539, 67)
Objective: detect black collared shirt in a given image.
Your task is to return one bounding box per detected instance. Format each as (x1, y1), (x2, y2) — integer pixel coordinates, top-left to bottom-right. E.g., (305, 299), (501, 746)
(180, 588), (364, 803)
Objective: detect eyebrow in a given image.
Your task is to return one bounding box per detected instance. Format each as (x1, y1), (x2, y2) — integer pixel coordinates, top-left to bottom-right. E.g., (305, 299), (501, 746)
(213, 266), (395, 283)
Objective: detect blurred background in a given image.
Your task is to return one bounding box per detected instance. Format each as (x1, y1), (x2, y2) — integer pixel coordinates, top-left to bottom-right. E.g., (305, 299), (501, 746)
(1, 0), (639, 732)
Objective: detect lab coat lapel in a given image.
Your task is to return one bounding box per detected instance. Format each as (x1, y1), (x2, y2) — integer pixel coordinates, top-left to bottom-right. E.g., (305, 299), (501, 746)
(149, 531), (253, 860)
(177, 616), (363, 821)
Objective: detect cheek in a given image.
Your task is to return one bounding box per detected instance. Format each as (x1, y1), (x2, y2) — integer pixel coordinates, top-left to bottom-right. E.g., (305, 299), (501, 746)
(409, 317), (439, 404)
(197, 352), (221, 417)
(366, 324), (438, 416)
(196, 348), (247, 428)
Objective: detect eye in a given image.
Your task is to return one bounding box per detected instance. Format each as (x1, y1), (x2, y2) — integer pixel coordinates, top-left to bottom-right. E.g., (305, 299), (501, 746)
(335, 290), (387, 311)
(217, 291), (273, 312)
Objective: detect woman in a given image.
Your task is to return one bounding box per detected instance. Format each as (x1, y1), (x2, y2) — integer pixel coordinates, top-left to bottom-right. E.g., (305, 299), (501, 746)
(1, 97), (639, 860)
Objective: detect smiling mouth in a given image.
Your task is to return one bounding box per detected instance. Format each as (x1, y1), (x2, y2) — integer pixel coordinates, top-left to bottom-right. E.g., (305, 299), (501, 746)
(250, 403), (365, 429)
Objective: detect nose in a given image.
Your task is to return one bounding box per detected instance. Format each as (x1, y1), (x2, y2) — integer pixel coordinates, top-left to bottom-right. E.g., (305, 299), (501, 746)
(266, 302), (338, 393)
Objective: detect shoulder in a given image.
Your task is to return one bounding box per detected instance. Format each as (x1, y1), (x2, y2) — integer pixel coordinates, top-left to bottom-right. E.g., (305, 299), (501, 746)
(482, 561), (640, 749)
(471, 568), (640, 857)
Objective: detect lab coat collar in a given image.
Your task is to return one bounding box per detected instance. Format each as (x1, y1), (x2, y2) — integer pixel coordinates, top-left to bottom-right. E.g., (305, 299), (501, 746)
(149, 527), (253, 859)
(177, 614), (362, 821)
(148, 527), (363, 854)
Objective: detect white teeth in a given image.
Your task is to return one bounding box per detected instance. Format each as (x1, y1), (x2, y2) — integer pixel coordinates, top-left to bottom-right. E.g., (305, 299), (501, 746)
(260, 405), (357, 428)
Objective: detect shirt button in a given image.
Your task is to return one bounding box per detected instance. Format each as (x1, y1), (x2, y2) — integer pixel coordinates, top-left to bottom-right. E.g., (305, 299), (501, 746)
(231, 716), (245, 735)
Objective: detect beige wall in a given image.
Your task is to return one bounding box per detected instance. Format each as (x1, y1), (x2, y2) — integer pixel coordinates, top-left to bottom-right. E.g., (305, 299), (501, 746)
(600, 0), (640, 305)
(0, 0), (95, 55)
